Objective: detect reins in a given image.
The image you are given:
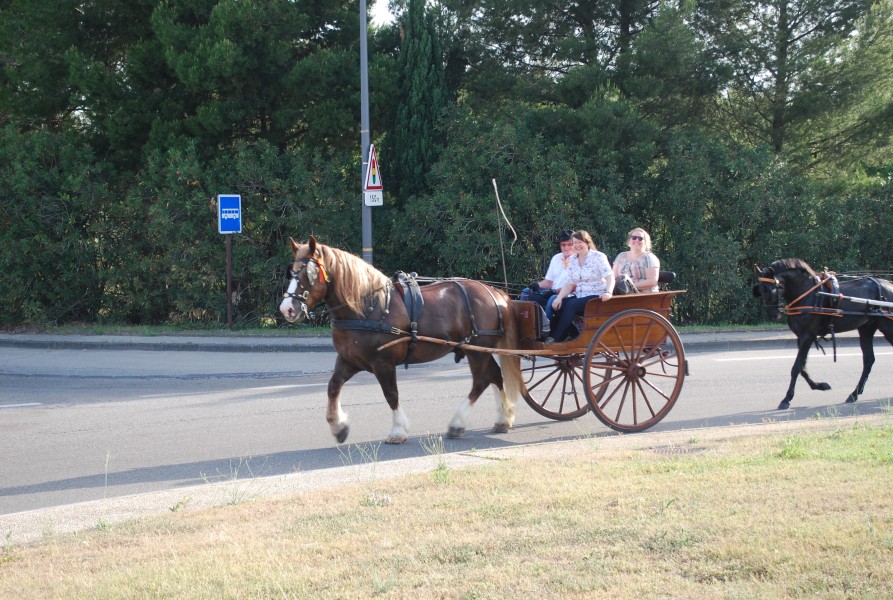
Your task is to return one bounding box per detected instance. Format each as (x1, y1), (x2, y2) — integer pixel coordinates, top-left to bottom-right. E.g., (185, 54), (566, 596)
(780, 271), (839, 317)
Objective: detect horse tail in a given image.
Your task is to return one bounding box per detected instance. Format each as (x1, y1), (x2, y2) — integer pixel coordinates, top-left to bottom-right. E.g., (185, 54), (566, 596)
(497, 299), (524, 419)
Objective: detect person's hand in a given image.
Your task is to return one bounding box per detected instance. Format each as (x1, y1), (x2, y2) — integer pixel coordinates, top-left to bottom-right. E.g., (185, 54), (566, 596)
(601, 291), (613, 301)
(528, 281), (540, 291)
(552, 296), (562, 311)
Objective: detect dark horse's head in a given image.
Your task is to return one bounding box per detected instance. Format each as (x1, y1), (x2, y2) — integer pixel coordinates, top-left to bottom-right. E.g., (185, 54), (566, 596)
(753, 259), (819, 321)
(279, 235), (332, 323)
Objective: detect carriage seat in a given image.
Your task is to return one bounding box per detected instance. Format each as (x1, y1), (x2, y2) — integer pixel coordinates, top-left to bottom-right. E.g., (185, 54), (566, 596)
(658, 271), (676, 289)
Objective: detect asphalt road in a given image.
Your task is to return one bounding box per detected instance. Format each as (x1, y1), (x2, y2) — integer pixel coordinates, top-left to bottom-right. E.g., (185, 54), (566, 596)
(1, 330), (891, 540)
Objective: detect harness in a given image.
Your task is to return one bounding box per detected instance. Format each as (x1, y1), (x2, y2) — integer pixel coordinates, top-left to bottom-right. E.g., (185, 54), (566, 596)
(761, 269), (893, 361)
(329, 272), (505, 366)
(776, 271), (841, 318)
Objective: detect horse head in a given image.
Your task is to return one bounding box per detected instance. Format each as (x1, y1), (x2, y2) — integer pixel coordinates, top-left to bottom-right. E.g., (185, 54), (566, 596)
(754, 259), (823, 321)
(280, 235), (331, 323)
(753, 265), (783, 321)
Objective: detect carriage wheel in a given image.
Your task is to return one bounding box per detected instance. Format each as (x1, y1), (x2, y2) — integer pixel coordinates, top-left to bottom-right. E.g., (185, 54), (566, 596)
(520, 355), (590, 420)
(583, 309), (685, 433)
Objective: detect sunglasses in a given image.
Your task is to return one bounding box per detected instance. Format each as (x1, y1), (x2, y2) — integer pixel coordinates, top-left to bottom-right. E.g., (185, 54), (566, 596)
(630, 235), (644, 241)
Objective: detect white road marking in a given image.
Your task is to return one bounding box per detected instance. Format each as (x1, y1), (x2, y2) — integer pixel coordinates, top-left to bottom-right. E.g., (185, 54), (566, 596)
(0, 403), (42, 408)
(715, 351), (893, 362)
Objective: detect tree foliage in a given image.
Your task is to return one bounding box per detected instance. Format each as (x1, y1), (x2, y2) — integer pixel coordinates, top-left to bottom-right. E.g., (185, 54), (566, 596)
(385, 0), (448, 202)
(0, 0), (891, 327)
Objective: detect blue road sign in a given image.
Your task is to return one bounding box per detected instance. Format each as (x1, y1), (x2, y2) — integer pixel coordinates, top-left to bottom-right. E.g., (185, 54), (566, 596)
(218, 194), (242, 234)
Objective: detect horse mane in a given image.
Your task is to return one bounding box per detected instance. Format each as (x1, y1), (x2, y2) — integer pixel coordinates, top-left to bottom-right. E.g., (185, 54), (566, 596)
(317, 243), (391, 316)
(768, 258), (817, 278)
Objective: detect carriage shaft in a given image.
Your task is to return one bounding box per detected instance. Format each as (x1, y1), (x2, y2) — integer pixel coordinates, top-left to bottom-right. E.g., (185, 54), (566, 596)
(818, 291), (893, 310)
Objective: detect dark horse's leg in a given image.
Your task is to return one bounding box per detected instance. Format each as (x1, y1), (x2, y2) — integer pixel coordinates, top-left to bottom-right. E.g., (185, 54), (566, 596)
(780, 335), (830, 409)
(371, 364), (410, 444)
(447, 353), (507, 438)
(847, 323), (879, 404)
(327, 356), (360, 443)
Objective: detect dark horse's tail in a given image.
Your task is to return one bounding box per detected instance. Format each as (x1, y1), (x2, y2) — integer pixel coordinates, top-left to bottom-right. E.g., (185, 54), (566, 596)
(496, 295), (524, 421)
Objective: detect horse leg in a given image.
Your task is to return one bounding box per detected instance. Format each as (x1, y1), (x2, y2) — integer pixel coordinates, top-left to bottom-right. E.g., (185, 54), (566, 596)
(799, 368), (831, 392)
(327, 356), (359, 443)
(372, 365), (410, 444)
(846, 324), (878, 404)
(448, 353), (506, 438)
(779, 337), (815, 410)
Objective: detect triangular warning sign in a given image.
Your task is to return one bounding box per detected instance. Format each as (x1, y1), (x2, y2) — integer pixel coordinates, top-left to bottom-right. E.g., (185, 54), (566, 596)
(364, 144), (383, 191)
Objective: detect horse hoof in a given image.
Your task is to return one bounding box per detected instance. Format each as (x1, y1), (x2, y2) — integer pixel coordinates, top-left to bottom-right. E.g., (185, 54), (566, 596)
(492, 423), (510, 434)
(447, 426), (465, 438)
(817, 383), (831, 391)
(385, 436), (406, 445)
(777, 400), (791, 410)
(335, 426), (349, 444)
(845, 394), (858, 404)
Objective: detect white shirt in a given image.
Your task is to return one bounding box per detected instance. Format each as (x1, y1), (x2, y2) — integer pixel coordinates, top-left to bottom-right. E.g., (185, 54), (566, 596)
(544, 252), (573, 291)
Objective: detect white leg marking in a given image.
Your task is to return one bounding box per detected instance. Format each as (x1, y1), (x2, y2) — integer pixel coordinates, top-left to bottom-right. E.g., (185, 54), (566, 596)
(327, 402), (349, 437)
(386, 407), (410, 444)
(449, 397), (473, 432)
(492, 385), (514, 432)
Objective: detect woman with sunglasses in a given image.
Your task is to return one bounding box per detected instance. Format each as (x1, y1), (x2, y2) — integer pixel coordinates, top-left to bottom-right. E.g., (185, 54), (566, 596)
(612, 227), (661, 293)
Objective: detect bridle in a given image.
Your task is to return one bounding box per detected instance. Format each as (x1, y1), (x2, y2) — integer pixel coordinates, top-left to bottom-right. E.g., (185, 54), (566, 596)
(756, 274), (782, 316)
(757, 271), (840, 318)
(282, 255), (330, 322)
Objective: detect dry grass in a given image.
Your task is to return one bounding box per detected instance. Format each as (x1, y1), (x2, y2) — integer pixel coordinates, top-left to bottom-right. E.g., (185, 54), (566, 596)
(2, 420), (892, 599)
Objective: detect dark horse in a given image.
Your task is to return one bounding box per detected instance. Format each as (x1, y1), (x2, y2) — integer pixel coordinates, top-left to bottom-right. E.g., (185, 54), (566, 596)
(279, 236), (523, 444)
(753, 258), (893, 409)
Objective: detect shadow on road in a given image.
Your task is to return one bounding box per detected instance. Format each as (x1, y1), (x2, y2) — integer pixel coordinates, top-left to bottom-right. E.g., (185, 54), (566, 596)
(3, 398), (888, 507)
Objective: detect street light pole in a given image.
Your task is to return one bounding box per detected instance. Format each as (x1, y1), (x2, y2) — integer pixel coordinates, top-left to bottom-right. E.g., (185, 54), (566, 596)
(359, 0), (373, 264)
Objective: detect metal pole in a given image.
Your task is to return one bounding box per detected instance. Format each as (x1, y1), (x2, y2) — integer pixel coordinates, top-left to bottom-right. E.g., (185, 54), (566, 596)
(225, 234), (233, 328)
(359, 0), (373, 264)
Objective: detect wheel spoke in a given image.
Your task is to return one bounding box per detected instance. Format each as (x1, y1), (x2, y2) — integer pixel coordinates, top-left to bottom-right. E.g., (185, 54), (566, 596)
(521, 357), (589, 421)
(634, 378), (658, 419)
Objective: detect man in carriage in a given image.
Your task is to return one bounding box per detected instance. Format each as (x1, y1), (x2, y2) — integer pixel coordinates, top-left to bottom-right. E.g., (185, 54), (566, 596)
(519, 230), (575, 322)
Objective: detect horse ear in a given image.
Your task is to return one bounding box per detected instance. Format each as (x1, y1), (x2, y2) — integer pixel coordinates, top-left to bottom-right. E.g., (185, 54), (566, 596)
(753, 264), (763, 275)
(308, 235), (318, 256)
(289, 237), (300, 254)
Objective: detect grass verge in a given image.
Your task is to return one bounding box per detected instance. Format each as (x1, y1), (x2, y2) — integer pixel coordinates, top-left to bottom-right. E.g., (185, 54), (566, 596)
(1, 420), (891, 599)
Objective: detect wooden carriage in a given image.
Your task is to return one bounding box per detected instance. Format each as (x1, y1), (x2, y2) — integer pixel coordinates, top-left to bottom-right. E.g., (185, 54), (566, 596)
(512, 289), (687, 432)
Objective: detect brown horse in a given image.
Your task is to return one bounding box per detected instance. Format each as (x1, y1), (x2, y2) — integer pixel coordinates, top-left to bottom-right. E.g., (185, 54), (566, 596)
(279, 236), (524, 444)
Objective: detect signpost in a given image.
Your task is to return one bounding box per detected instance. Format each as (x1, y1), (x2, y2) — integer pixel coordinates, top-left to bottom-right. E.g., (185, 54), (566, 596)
(217, 194), (242, 328)
(217, 194), (242, 234)
(360, 0), (373, 263)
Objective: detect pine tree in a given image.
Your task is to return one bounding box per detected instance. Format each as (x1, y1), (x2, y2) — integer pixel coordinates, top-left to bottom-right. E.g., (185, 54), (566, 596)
(388, 0), (448, 203)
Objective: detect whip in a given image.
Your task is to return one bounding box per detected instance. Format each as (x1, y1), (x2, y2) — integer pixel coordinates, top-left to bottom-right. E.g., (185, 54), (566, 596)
(492, 179), (518, 290)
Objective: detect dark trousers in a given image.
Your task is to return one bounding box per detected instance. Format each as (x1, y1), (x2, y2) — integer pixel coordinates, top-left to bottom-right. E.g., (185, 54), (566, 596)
(550, 295), (597, 341)
(521, 287), (555, 308)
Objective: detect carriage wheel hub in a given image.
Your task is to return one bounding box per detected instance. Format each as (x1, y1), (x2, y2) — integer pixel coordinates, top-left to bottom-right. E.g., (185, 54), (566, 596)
(627, 363), (646, 380)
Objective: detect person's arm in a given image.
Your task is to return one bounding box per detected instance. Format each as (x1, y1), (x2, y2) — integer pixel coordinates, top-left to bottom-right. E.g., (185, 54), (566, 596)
(551, 282), (576, 311)
(635, 267), (659, 290)
(601, 255), (615, 300)
(541, 254), (563, 290)
(602, 272), (615, 300)
(633, 255), (661, 290)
